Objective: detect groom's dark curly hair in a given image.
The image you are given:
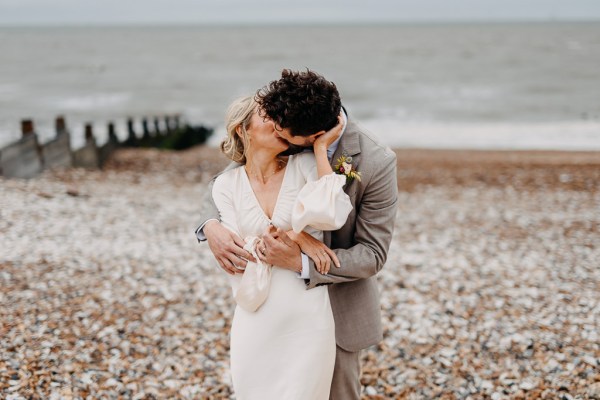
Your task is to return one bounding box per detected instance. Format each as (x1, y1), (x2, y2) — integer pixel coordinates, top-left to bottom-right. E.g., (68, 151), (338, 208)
(255, 69), (341, 137)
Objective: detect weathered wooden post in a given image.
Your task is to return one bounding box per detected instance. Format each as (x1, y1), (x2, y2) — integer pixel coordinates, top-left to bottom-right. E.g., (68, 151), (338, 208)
(107, 122), (118, 144)
(142, 117), (151, 137)
(125, 117), (137, 146)
(141, 117), (152, 146)
(154, 117), (161, 136)
(164, 116), (172, 134)
(73, 123), (100, 168)
(41, 115), (73, 170)
(85, 124), (94, 143)
(99, 121), (119, 167)
(0, 119), (43, 178)
(55, 116), (67, 136)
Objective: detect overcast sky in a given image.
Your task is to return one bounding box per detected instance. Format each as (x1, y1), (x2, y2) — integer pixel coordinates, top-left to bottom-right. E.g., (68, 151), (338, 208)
(1, 0), (599, 26)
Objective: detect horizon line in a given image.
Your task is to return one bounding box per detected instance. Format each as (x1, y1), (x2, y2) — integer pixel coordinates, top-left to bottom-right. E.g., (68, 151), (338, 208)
(1, 17), (599, 28)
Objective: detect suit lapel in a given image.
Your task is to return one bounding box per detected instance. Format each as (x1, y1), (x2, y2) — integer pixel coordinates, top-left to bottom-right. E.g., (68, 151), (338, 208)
(330, 120), (361, 168)
(324, 119), (362, 246)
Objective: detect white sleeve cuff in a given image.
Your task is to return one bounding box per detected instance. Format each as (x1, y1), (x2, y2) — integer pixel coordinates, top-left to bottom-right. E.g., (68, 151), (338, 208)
(298, 253), (310, 279)
(195, 219), (219, 242)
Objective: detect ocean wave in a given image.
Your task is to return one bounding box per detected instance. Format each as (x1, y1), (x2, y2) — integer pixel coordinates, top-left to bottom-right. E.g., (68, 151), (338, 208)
(52, 93), (132, 111)
(359, 119), (600, 151)
(2, 118), (599, 152)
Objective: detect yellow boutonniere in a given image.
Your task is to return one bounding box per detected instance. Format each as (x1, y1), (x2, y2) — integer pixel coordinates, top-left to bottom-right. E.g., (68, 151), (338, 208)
(334, 154), (361, 183)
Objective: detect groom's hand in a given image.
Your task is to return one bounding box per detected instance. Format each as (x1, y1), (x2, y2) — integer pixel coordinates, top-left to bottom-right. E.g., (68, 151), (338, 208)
(258, 227), (302, 273)
(204, 220), (255, 275)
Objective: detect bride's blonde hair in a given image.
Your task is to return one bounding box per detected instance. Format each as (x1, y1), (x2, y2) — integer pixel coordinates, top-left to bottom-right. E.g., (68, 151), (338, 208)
(221, 96), (256, 164)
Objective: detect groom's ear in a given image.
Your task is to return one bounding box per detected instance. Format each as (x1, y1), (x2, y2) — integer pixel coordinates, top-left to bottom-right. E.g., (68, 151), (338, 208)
(310, 131), (326, 142)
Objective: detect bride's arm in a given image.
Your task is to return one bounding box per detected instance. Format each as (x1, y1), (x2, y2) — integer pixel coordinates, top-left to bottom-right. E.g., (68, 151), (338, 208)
(313, 114), (343, 178)
(287, 230), (339, 275)
(285, 115), (344, 274)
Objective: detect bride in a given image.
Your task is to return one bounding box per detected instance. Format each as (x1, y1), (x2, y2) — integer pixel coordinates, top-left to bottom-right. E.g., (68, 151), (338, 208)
(211, 95), (352, 399)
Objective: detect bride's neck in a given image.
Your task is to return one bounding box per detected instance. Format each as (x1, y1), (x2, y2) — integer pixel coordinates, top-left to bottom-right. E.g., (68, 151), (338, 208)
(245, 149), (284, 184)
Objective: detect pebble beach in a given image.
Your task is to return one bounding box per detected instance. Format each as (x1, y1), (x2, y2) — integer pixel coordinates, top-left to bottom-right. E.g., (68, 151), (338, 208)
(1, 146), (599, 399)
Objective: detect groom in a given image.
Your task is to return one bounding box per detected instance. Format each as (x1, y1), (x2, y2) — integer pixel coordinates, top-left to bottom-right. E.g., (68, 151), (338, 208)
(196, 69), (398, 399)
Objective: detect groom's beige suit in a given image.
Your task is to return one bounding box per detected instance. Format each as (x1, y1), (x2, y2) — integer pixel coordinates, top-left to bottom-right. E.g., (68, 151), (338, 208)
(197, 118), (398, 399)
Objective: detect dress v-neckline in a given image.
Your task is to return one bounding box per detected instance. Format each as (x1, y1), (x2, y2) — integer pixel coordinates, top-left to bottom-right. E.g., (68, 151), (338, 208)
(241, 160), (290, 223)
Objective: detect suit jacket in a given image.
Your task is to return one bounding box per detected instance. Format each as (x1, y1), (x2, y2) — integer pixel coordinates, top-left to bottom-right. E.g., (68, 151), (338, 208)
(196, 118), (398, 352)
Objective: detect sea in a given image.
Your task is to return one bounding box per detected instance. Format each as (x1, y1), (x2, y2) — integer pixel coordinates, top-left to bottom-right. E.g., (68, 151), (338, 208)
(1, 22), (599, 150)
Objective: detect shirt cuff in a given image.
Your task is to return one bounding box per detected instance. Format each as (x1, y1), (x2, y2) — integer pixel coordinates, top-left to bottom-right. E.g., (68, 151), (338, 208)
(195, 219), (219, 242)
(298, 253), (310, 279)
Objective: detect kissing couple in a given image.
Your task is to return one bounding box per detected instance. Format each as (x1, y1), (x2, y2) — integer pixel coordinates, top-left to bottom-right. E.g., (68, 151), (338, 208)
(195, 69), (398, 399)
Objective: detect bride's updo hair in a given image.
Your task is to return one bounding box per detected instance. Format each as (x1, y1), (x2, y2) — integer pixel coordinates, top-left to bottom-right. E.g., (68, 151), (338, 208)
(221, 96), (256, 164)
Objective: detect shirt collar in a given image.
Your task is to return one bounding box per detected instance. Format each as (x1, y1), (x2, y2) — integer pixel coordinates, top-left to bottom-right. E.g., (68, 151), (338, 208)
(327, 109), (347, 160)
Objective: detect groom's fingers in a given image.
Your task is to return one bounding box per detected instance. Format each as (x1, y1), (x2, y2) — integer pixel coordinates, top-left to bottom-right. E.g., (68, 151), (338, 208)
(231, 236), (255, 262)
(217, 259), (234, 275)
(225, 247), (250, 267)
(227, 245), (253, 264)
(218, 257), (239, 275)
(231, 235), (246, 250)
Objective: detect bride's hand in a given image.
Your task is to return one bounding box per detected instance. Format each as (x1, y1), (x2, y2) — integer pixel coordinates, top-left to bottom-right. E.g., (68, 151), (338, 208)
(288, 231), (340, 275)
(313, 113), (344, 153)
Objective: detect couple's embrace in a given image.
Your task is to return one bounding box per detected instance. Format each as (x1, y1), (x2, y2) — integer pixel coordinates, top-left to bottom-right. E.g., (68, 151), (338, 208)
(195, 69), (398, 399)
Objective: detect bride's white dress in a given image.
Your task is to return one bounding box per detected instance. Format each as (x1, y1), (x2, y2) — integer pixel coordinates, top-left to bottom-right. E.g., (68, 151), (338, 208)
(212, 152), (352, 400)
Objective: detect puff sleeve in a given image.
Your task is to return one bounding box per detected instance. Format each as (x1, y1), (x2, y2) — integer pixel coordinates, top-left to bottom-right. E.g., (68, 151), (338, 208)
(292, 172), (352, 233)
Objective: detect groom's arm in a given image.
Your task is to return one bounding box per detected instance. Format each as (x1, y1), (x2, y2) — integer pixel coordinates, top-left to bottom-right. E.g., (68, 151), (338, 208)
(305, 151), (398, 289)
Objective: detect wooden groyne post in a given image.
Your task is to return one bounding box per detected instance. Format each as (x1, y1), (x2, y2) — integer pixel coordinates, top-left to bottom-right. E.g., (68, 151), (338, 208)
(0, 114), (213, 179)
(41, 116), (73, 170)
(0, 120), (43, 178)
(99, 122), (119, 166)
(72, 124), (100, 169)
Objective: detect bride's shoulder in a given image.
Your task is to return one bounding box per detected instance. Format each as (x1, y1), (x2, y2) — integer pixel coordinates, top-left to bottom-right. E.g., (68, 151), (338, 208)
(289, 151), (316, 168)
(288, 152), (316, 178)
(214, 165), (243, 187)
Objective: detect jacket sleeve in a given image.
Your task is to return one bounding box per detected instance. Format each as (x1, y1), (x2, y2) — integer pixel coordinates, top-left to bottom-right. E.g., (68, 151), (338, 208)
(306, 151), (398, 288)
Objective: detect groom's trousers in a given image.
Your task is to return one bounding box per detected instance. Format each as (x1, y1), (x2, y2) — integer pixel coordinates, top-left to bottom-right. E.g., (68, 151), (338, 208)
(330, 345), (361, 400)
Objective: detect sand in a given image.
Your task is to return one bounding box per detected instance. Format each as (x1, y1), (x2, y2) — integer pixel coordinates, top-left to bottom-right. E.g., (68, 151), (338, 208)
(1, 146), (599, 399)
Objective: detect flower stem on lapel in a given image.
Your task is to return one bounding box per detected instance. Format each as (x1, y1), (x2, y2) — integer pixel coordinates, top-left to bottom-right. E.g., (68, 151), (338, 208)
(334, 154), (361, 184)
